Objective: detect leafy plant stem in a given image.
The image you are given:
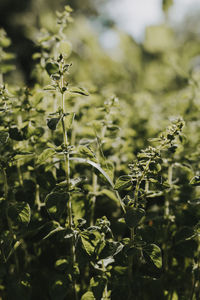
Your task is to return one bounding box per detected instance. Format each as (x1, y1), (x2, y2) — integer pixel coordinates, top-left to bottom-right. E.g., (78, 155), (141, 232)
(165, 164), (173, 218)
(60, 69), (77, 300)
(2, 167), (19, 274)
(91, 172), (97, 226)
(102, 259), (108, 299)
(164, 164), (173, 273)
(134, 159), (151, 207)
(128, 228), (134, 299)
(69, 157), (126, 213)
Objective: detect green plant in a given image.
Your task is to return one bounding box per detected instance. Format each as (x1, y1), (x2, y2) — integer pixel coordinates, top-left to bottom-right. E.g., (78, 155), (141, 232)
(1, 3), (200, 300)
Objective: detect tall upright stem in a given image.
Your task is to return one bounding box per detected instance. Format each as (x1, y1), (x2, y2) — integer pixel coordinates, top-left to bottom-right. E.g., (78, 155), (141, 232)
(91, 173), (97, 226)
(128, 228), (134, 299)
(2, 167), (19, 273)
(60, 72), (71, 220)
(60, 69), (77, 300)
(165, 164), (173, 218)
(164, 164), (173, 274)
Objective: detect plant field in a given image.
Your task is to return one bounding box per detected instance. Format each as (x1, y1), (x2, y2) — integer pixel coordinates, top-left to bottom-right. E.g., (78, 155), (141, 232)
(0, 1), (200, 299)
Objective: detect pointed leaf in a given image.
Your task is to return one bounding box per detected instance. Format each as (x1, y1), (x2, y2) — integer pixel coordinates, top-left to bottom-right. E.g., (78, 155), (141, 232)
(69, 87), (89, 96)
(81, 230), (102, 256)
(114, 175), (132, 191)
(45, 62), (59, 75)
(8, 202), (31, 227)
(190, 176), (200, 186)
(69, 157), (114, 187)
(36, 148), (55, 165)
(81, 291), (95, 300)
(143, 243), (162, 269)
(78, 146), (96, 160)
(47, 117), (60, 131)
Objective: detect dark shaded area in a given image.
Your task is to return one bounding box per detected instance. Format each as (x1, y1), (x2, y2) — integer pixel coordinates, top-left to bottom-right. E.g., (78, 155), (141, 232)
(0, 0), (105, 85)
(0, 0), (35, 85)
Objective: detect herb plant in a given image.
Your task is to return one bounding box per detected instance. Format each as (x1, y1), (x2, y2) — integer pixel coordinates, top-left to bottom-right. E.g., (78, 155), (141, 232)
(0, 3), (200, 300)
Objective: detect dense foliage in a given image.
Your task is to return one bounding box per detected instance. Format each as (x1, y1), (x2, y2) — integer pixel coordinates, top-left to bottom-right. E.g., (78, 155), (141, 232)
(1, 2), (200, 299)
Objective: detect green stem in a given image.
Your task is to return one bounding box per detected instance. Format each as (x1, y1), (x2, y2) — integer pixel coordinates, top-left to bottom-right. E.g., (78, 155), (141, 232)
(2, 168), (19, 273)
(165, 164), (173, 219)
(128, 228), (134, 299)
(134, 159), (151, 207)
(91, 173), (97, 226)
(60, 69), (77, 300)
(164, 165), (173, 273)
(102, 259), (108, 299)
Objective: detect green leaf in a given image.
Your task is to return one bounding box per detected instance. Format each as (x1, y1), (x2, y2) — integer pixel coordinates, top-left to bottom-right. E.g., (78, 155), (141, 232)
(0, 131), (9, 144)
(0, 36), (11, 48)
(8, 202), (31, 227)
(47, 117), (60, 131)
(55, 259), (68, 271)
(114, 175), (132, 191)
(69, 86), (89, 96)
(36, 148), (55, 165)
(36, 221), (63, 240)
(13, 152), (34, 161)
(190, 176), (200, 186)
(81, 230), (102, 256)
(65, 112), (75, 129)
(70, 176), (86, 187)
(91, 276), (107, 300)
(69, 157), (114, 188)
(81, 291), (95, 300)
(124, 207), (145, 228)
(45, 192), (68, 220)
(100, 241), (123, 259)
(45, 62), (59, 75)
(78, 145), (96, 160)
(2, 52), (15, 61)
(101, 161), (114, 182)
(143, 244), (162, 269)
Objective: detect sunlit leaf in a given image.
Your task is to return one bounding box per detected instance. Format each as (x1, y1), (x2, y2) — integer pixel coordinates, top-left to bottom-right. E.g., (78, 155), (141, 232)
(114, 175), (132, 191)
(8, 202), (31, 227)
(143, 244), (162, 269)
